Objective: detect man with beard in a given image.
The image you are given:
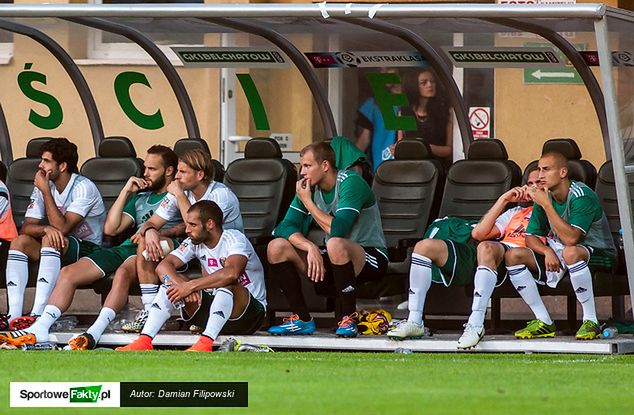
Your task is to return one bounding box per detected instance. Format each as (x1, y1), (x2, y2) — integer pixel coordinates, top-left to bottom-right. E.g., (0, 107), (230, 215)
(117, 200), (266, 352)
(119, 149), (243, 334)
(0, 145), (180, 347)
(3, 138), (105, 332)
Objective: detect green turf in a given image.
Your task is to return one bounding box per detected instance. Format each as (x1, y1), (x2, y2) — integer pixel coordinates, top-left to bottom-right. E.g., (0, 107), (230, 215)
(2, 351), (633, 414)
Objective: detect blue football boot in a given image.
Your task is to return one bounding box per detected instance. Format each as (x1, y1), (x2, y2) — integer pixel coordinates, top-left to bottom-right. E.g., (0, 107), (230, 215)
(335, 313), (359, 338)
(267, 314), (315, 335)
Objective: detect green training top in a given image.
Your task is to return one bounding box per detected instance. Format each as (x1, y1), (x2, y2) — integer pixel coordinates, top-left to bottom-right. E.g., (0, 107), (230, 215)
(120, 191), (182, 246)
(273, 170), (387, 256)
(526, 180), (616, 256)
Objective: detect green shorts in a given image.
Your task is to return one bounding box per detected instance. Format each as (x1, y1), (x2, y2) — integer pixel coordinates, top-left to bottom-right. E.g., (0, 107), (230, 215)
(62, 237), (100, 266)
(84, 244), (138, 277)
(431, 240), (478, 287)
(432, 240), (508, 287)
(182, 290), (265, 335)
(84, 238), (181, 278)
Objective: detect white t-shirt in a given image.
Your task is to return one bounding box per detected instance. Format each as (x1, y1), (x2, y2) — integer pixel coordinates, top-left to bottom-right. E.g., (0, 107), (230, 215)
(25, 173), (106, 245)
(170, 229), (266, 308)
(155, 181), (243, 232)
(0, 181), (10, 221)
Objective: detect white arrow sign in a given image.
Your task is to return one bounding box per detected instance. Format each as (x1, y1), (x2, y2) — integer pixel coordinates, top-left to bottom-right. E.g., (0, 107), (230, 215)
(531, 69), (576, 79)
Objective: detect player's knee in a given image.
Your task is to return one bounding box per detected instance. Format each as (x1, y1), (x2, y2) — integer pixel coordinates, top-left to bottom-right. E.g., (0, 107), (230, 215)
(413, 239), (442, 261)
(477, 241), (500, 261)
(9, 234), (33, 251)
(267, 238), (292, 263)
(562, 246), (585, 265)
(40, 235), (55, 249)
(326, 238), (350, 262)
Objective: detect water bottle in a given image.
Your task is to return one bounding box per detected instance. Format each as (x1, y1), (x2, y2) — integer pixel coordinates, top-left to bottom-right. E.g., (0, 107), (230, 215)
(236, 343), (274, 353)
(162, 275), (185, 310)
(618, 229), (624, 251)
(602, 326), (618, 339)
(22, 342), (58, 351)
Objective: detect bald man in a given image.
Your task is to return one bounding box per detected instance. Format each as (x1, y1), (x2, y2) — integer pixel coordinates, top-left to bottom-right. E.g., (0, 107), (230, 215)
(504, 151), (616, 340)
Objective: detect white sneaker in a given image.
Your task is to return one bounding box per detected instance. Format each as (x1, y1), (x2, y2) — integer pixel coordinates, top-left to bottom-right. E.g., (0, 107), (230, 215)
(387, 320), (426, 340)
(457, 324), (484, 349)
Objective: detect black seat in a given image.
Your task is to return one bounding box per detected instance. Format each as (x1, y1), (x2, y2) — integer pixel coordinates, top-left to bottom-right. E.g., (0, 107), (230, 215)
(523, 138), (597, 188)
(595, 161), (634, 277)
(439, 139), (521, 220)
(374, 140), (444, 261)
(7, 137), (53, 227)
(224, 138), (297, 241)
(356, 140), (444, 299)
(80, 136), (143, 210)
(174, 137), (224, 183)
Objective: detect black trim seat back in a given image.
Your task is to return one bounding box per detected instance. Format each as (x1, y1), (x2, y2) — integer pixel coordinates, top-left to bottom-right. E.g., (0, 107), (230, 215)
(223, 137), (297, 241)
(0, 160), (7, 183)
(374, 139), (443, 258)
(174, 137), (224, 183)
(7, 137), (53, 227)
(523, 138), (597, 188)
(80, 136), (143, 210)
(354, 140), (444, 300)
(595, 161), (634, 274)
(439, 139), (521, 220)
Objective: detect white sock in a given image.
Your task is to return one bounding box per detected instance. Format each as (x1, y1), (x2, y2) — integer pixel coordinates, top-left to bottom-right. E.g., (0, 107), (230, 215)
(507, 265), (553, 325)
(31, 248), (61, 316)
(202, 288), (234, 341)
(568, 260), (597, 324)
(26, 305), (61, 342)
(407, 254), (432, 326)
(140, 285), (174, 338)
(467, 266), (497, 327)
(6, 250), (29, 319)
(140, 284), (159, 311)
(86, 307), (116, 343)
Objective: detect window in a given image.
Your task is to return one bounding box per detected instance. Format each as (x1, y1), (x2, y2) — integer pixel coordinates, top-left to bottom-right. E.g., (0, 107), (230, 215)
(0, 0), (14, 64)
(86, 0), (204, 65)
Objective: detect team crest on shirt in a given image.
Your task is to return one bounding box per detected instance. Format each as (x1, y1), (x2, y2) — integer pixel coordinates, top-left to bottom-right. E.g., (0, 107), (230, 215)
(160, 198), (170, 208)
(27, 199), (35, 210)
(208, 258), (218, 267)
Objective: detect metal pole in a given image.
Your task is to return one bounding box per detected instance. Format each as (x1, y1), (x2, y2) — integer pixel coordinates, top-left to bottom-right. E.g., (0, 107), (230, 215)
(594, 17), (634, 320)
(204, 17), (337, 138)
(0, 102), (12, 163)
(67, 17), (201, 139)
(0, 19), (104, 154)
(342, 17), (473, 153)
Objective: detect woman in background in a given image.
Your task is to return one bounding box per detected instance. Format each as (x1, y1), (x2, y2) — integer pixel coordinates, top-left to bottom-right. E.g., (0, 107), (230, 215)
(399, 68), (453, 169)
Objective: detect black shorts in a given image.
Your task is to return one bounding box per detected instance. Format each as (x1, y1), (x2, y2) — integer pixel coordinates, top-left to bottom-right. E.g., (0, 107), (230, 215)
(313, 246), (388, 296)
(181, 290), (265, 335)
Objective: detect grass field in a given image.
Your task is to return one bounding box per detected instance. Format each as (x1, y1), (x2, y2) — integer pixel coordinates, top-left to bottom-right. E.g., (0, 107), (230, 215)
(2, 351), (634, 415)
